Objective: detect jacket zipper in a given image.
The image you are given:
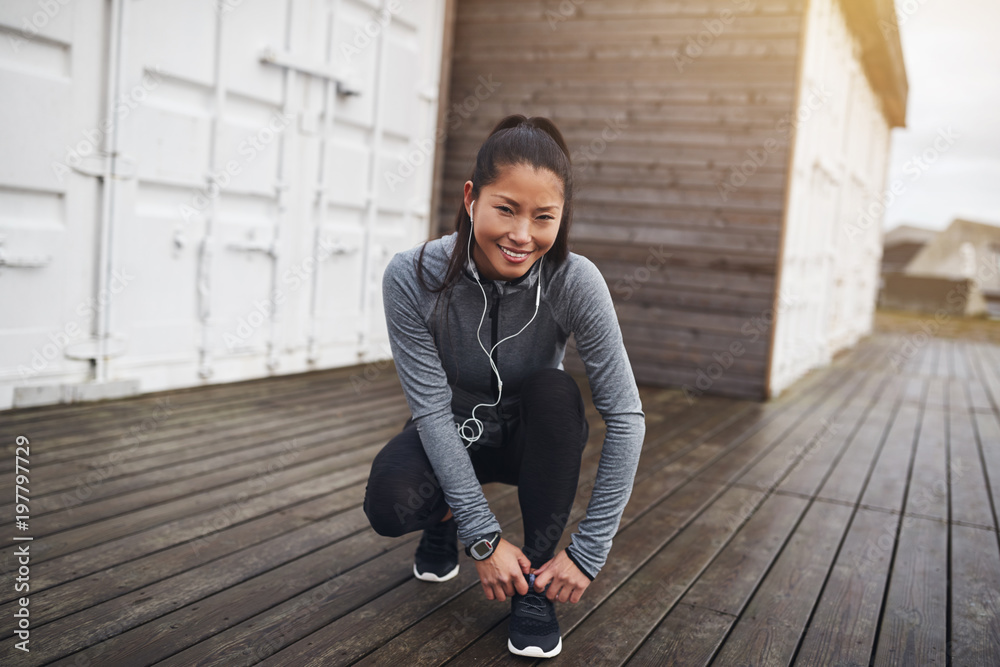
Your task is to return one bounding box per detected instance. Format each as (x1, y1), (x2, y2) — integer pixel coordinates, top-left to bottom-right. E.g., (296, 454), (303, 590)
(489, 283), (508, 444)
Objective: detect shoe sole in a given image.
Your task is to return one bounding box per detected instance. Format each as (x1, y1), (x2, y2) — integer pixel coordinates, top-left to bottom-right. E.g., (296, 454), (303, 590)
(412, 562), (460, 582)
(507, 637), (562, 658)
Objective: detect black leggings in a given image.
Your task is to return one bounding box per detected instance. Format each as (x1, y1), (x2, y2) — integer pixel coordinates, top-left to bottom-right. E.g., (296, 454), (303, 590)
(363, 368), (590, 569)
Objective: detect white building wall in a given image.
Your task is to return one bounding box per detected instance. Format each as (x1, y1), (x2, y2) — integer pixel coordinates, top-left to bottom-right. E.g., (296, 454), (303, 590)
(0, 0), (447, 409)
(769, 0), (892, 397)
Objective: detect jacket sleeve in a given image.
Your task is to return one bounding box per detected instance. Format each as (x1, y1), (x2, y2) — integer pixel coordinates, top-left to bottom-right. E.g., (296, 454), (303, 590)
(381, 252), (503, 547)
(563, 257), (646, 580)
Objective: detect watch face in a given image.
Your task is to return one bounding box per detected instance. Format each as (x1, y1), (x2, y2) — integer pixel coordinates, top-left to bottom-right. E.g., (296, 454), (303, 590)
(472, 541), (492, 558)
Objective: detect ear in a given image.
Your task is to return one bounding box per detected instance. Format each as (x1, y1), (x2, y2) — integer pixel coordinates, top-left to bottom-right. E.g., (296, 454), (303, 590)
(463, 181), (474, 217)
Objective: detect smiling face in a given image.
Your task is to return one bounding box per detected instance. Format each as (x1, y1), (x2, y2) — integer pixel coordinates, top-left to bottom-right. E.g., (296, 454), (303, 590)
(463, 163), (565, 283)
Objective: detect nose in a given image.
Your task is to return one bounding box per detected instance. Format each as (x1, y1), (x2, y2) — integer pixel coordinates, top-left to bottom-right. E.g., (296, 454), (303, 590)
(507, 216), (531, 246)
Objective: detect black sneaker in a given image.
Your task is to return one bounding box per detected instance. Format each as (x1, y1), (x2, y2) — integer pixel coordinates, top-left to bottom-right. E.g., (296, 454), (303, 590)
(413, 517), (460, 582)
(508, 572), (562, 658)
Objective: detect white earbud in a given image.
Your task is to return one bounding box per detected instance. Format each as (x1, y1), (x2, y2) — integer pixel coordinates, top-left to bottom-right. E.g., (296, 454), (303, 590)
(456, 200), (544, 449)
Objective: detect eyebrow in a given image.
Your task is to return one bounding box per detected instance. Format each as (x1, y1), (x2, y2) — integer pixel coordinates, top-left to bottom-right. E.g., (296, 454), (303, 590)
(490, 194), (561, 212)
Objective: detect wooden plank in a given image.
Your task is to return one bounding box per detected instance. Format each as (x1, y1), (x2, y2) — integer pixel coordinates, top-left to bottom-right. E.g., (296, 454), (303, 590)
(780, 373), (901, 499)
(735, 369), (885, 494)
(950, 524), (1000, 665)
(949, 383), (996, 530)
(969, 341), (1000, 412)
(681, 492), (809, 616)
(701, 357), (874, 487)
(860, 402), (921, 513)
(973, 410), (1000, 534)
(816, 377), (903, 505)
(711, 500), (854, 666)
(794, 508), (900, 666)
(872, 516), (948, 666)
(624, 603), (733, 666)
(903, 404), (948, 522)
(628, 495), (807, 665)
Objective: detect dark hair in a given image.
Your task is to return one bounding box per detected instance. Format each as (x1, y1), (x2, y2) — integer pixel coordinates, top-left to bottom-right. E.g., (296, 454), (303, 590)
(412, 114), (574, 383)
(416, 114), (574, 296)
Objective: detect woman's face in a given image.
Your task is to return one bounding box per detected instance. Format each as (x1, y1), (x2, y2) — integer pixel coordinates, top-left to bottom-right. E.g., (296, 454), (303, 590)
(463, 163), (564, 283)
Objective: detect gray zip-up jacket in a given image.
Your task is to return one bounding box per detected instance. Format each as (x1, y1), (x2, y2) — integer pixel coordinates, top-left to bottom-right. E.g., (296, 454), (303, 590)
(381, 231), (645, 579)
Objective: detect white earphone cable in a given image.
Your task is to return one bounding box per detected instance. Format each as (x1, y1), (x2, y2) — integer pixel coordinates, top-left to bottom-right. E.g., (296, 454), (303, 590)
(457, 199), (543, 448)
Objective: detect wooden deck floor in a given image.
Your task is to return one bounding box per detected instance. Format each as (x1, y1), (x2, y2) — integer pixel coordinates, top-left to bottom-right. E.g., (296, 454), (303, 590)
(2, 332), (1000, 666)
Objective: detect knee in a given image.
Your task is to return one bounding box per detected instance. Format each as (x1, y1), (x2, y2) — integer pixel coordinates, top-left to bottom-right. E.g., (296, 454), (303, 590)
(363, 480), (416, 538)
(521, 368), (581, 403)
(520, 368), (588, 440)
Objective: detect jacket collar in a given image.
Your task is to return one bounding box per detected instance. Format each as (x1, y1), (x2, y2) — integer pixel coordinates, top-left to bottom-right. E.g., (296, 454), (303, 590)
(450, 232), (542, 297)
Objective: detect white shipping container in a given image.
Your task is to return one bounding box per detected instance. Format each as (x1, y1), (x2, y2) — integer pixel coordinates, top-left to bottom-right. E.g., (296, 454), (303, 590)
(0, 0), (448, 409)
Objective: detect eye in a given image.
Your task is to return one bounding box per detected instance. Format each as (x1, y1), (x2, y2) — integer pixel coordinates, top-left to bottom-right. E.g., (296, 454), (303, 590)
(496, 205), (513, 215)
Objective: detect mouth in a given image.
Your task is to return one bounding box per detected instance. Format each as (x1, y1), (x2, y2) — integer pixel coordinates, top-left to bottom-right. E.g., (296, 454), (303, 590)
(497, 244), (531, 262)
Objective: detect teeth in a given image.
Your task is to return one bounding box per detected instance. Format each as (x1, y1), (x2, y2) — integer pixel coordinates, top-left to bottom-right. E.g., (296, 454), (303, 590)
(499, 245), (528, 258)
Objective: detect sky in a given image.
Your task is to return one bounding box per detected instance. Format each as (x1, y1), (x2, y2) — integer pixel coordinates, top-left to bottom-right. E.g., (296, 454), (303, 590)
(883, 0), (1000, 232)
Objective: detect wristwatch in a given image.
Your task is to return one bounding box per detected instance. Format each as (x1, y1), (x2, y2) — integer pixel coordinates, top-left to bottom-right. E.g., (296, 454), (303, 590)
(464, 530), (502, 560)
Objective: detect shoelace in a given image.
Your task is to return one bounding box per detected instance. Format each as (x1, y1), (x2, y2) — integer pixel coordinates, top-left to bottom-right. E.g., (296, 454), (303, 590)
(519, 574), (550, 616)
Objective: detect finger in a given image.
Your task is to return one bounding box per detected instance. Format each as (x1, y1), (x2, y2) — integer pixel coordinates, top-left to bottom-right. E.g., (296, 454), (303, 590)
(494, 583), (507, 602)
(513, 573), (529, 596)
(517, 552), (532, 572)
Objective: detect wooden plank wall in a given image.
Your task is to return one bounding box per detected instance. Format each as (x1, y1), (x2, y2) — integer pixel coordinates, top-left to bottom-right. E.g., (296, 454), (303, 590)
(434, 0), (807, 400)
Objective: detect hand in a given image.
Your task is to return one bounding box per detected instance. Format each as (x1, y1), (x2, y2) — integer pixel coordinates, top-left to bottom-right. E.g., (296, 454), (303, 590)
(472, 538), (531, 601)
(530, 550), (591, 603)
